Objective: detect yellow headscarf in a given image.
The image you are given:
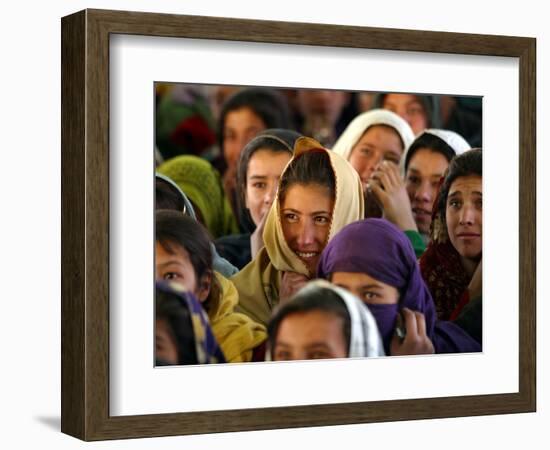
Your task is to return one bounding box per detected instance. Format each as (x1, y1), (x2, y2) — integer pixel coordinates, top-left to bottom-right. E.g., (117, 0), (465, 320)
(209, 272), (267, 363)
(232, 137), (364, 326)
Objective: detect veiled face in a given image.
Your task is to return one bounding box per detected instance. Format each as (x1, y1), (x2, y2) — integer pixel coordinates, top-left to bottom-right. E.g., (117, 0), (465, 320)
(331, 272), (399, 305)
(280, 183), (334, 275)
(272, 310), (348, 361)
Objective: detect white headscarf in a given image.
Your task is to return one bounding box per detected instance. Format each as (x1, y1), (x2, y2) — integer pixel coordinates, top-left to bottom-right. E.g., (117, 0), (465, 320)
(294, 280), (385, 358)
(332, 109), (415, 162)
(404, 128), (471, 167)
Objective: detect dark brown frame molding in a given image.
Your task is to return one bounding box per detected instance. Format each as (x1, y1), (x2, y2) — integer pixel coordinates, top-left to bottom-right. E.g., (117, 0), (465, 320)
(61, 8), (536, 441)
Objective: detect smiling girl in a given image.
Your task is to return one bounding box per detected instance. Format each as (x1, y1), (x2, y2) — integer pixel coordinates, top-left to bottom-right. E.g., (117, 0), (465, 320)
(231, 137), (364, 327)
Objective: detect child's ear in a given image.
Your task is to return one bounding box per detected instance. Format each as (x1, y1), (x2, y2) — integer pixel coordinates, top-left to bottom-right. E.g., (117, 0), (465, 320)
(196, 270), (212, 302)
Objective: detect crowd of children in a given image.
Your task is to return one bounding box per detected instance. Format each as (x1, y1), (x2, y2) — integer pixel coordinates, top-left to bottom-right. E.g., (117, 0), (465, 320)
(154, 84), (483, 364)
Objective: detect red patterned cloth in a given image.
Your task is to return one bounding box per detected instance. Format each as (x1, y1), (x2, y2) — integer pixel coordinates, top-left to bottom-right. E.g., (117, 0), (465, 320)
(419, 239), (470, 321)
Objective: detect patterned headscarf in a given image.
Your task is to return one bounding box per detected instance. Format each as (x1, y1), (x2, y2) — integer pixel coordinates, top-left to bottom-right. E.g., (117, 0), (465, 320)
(419, 149), (482, 321)
(156, 281), (226, 364)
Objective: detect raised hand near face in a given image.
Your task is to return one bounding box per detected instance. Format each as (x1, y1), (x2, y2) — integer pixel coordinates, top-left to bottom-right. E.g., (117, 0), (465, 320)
(368, 161), (418, 232)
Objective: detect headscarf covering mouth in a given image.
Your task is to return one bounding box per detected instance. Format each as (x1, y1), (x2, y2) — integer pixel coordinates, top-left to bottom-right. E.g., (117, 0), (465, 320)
(317, 218), (436, 335)
(331, 109), (415, 175)
(317, 218), (481, 354)
(263, 136), (365, 277)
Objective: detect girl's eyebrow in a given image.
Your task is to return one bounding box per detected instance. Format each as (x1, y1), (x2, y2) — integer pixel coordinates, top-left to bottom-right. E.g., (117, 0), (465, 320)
(282, 208), (332, 215)
(156, 259), (184, 268)
(304, 343), (332, 350)
(360, 283), (384, 290)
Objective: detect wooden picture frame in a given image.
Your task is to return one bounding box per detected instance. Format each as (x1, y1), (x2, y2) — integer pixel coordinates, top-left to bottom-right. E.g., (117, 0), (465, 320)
(61, 8), (536, 441)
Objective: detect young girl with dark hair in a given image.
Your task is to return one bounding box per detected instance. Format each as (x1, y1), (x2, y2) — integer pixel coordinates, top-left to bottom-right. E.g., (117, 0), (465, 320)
(216, 88), (292, 217)
(419, 148), (482, 321)
(155, 210), (267, 362)
(215, 129), (301, 269)
(267, 280), (384, 361)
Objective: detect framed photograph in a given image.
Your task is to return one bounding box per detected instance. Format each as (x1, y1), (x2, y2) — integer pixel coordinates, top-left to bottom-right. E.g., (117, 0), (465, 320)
(61, 8), (536, 441)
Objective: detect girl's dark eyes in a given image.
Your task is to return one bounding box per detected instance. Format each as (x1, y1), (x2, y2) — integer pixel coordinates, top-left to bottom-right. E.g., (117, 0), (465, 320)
(308, 351), (331, 359)
(408, 176), (420, 185)
(274, 351), (292, 360)
(283, 213), (331, 224)
(362, 291), (378, 300)
(163, 272), (181, 280)
(314, 216), (330, 224)
(407, 105), (424, 116)
(252, 182), (266, 189)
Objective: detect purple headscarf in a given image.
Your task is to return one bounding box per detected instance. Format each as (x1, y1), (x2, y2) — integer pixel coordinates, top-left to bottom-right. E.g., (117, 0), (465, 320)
(317, 218), (480, 354)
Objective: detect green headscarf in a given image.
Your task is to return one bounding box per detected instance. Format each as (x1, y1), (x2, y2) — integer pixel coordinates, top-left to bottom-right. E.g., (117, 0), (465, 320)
(158, 155), (239, 239)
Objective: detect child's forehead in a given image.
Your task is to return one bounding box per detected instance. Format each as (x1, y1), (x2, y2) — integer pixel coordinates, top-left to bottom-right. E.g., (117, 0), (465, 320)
(156, 239), (190, 258)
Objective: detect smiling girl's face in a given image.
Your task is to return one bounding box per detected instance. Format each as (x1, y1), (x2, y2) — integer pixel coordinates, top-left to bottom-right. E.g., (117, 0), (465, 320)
(280, 183), (334, 275)
(330, 271), (399, 305)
